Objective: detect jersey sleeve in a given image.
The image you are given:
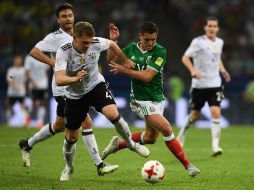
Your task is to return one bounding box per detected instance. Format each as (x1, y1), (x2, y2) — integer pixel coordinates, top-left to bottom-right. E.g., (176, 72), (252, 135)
(24, 55), (31, 70)
(147, 48), (167, 72)
(55, 47), (68, 72)
(184, 39), (201, 58)
(35, 33), (58, 52)
(96, 37), (110, 51)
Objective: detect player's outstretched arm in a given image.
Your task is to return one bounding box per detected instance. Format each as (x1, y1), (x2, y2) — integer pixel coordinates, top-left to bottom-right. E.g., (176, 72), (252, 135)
(109, 61), (156, 83)
(30, 47), (55, 66)
(107, 22), (120, 61)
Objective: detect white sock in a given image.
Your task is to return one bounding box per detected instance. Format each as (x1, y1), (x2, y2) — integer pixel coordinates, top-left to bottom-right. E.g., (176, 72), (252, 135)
(63, 138), (76, 169)
(211, 118), (221, 149)
(113, 116), (135, 147)
(82, 129), (102, 166)
(183, 115), (193, 131)
(37, 107), (46, 123)
(28, 123), (55, 147)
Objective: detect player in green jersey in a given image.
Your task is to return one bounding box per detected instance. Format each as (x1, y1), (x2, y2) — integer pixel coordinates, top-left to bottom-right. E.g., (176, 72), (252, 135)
(102, 22), (200, 177)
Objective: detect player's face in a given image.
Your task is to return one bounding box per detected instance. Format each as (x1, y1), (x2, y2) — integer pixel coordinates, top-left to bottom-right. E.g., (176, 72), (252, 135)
(204, 20), (219, 40)
(13, 56), (23, 67)
(139, 32), (157, 51)
(73, 35), (93, 53)
(57, 9), (74, 31)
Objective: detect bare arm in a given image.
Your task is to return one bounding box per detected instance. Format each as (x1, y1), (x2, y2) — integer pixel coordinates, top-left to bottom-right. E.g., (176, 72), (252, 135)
(107, 23), (119, 61)
(55, 70), (87, 86)
(182, 55), (201, 79)
(109, 61), (157, 83)
(30, 47), (55, 66)
(219, 61), (231, 82)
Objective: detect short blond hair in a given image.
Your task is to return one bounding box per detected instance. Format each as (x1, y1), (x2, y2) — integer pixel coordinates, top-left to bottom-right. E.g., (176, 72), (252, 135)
(74, 21), (95, 38)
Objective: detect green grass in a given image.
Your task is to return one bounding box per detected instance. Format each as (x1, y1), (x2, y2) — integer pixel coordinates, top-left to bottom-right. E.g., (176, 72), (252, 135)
(0, 125), (253, 190)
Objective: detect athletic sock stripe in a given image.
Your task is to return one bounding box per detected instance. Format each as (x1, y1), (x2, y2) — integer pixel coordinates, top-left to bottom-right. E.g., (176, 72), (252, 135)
(111, 114), (121, 124)
(82, 131), (94, 136)
(48, 123), (55, 135)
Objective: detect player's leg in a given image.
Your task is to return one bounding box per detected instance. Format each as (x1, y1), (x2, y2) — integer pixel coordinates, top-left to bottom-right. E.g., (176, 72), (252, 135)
(101, 104), (149, 158)
(145, 114), (200, 177)
(36, 90), (48, 128)
(19, 96), (65, 167)
(60, 128), (78, 181)
(210, 106), (223, 156)
(208, 87), (224, 156)
(81, 114), (119, 176)
(177, 88), (204, 146)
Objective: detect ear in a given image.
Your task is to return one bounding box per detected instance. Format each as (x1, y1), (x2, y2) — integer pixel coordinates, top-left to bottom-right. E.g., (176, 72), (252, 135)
(139, 33), (142, 40)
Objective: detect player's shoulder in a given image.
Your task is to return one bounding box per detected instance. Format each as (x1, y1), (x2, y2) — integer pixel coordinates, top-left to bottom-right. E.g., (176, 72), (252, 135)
(193, 35), (205, 42)
(60, 42), (72, 51)
(154, 43), (166, 51)
(216, 37), (224, 44)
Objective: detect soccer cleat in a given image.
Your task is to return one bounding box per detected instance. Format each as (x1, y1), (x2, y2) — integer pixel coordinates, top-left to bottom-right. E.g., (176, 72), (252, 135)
(186, 164), (200, 177)
(130, 143), (150, 158)
(60, 166), (74, 181)
(97, 162), (119, 176)
(19, 139), (32, 167)
(101, 136), (121, 160)
(211, 147), (223, 157)
(177, 127), (188, 147)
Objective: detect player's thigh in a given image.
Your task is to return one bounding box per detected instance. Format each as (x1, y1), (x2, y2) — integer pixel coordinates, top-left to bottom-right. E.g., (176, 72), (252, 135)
(90, 82), (117, 120)
(64, 97), (89, 131)
(130, 100), (165, 119)
(189, 88), (206, 111)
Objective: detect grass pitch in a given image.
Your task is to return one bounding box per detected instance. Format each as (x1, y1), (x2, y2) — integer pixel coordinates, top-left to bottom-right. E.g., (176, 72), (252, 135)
(0, 125), (253, 190)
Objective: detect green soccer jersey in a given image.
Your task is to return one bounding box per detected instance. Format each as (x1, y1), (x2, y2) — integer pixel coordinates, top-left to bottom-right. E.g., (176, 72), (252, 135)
(122, 42), (167, 102)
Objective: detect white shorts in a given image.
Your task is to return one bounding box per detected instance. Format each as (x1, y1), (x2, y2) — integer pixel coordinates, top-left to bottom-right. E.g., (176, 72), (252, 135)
(130, 100), (165, 119)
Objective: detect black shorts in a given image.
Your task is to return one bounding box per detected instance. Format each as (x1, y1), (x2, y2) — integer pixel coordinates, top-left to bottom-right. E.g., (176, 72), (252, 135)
(189, 87), (224, 111)
(64, 82), (116, 130)
(31, 89), (48, 101)
(54, 96), (65, 118)
(8, 97), (24, 106)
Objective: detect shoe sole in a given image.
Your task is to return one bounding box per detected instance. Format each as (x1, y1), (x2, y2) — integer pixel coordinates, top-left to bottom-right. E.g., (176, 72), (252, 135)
(211, 150), (223, 157)
(101, 137), (119, 160)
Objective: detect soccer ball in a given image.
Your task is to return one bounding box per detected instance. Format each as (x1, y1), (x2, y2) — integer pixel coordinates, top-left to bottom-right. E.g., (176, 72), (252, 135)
(141, 160), (165, 184)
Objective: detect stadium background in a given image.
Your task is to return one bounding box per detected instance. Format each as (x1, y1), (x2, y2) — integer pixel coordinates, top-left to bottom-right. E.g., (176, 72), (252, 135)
(0, 0), (254, 125)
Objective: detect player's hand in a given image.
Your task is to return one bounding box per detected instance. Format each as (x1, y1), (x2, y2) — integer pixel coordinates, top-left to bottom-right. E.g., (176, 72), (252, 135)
(76, 70), (87, 82)
(191, 69), (201, 79)
(109, 22), (119, 41)
(221, 71), (231, 82)
(123, 59), (135, 69)
(109, 61), (126, 74)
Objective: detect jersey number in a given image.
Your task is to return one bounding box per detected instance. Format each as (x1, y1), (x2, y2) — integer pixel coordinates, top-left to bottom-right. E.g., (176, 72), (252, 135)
(106, 91), (112, 99)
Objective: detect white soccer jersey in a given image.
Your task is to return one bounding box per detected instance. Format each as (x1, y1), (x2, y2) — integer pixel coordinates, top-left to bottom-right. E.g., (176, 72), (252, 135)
(6, 66), (27, 97)
(55, 37), (110, 99)
(24, 55), (50, 90)
(35, 28), (73, 96)
(184, 35), (224, 88)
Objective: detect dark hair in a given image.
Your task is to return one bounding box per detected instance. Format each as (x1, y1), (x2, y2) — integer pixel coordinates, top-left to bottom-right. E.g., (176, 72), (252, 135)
(204, 16), (219, 25)
(56, 3), (74, 17)
(140, 22), (158, 34)
(74, 21), (95, 37)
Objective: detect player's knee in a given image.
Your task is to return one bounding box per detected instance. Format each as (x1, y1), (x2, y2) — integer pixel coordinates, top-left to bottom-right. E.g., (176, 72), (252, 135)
(53, 120), (65, 133)
(65, 136), (77, 144)
(144, 136), (157, 144)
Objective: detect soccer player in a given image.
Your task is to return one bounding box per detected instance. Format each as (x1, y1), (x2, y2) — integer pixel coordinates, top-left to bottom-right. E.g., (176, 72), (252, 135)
(55, 21), (150, 181)
(177, 17), (231, 156)
(24, 54), (50, 128)
(102, 22), (200, 177)
(19, 3), (117, 176)
(6, 55), (28, 125)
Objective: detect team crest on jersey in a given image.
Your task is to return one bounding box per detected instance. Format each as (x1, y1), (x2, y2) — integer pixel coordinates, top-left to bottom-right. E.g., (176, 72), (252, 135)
(88, 53), (96, 62)
(155, 57), (163, 66)
(149, 106), (155, 112)
(80, 57), (85, 64)
(146, 56), (152, 63)
(131, 56), (135, 60)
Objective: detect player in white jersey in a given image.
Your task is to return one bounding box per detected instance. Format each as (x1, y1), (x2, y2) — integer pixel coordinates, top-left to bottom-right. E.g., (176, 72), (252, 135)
(55, 21), (150, 181)
(6, 55), (28, 125)
(177, 17), (231, 156)
(19, 3), (118, 177)
(24, 55), (50, 127)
